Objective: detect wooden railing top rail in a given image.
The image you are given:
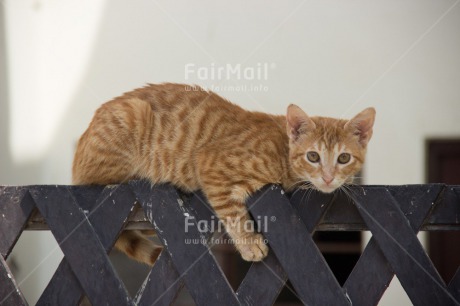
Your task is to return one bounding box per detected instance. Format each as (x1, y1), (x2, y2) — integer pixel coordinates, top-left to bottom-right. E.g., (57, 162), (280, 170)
(8, 183), (460, 231)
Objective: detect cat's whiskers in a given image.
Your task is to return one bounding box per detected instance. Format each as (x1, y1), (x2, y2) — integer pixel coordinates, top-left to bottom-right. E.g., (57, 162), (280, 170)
(288, 179), (312, 197)
(339, 183), (359, 205)
(338, 186), (352, 204)
(350, 176), (365, 182)
(306, 184), (317, 204)
(346, 183), (360, 197)
(287, 179), (309, 190)
(298, 181), (317, 205)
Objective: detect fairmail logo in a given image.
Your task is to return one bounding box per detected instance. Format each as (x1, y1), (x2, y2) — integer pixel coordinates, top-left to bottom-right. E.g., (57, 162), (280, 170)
(184, 63), (275, 81)
(184, 214), (275, 234)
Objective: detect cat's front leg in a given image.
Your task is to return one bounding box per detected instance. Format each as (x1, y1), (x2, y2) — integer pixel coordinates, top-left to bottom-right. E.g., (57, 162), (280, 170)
(208, 197), (269, 262)
(196, 148), (269, 261)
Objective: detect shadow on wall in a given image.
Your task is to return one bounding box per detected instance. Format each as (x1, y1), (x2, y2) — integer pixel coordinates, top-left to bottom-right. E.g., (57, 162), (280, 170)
(1, 2), (141, 185)
(0, 3), (40, 185)
(29, 1), (185, 185)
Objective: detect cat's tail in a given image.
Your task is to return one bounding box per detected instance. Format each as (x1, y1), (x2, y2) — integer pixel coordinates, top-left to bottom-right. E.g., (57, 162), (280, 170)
(114, 230), (163, 266)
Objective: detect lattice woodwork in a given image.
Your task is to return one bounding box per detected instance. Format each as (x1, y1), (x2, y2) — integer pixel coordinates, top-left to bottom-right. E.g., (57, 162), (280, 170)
(1, 182), (459, 305)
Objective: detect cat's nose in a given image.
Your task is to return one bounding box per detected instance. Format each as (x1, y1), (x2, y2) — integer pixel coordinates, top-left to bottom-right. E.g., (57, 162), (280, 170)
(322, 176), (334, 185)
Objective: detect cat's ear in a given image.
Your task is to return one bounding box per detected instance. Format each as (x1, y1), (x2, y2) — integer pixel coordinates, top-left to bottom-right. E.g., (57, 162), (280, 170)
(345, 107), (376, 146)
(286, 104), (316, 141)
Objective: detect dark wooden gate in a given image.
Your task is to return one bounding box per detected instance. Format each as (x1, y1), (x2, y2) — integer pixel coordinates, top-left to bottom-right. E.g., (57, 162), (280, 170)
(1, 182), (459, 305)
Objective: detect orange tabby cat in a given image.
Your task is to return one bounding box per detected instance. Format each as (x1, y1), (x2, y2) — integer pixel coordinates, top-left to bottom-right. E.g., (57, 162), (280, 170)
(73, 83), (375, 265)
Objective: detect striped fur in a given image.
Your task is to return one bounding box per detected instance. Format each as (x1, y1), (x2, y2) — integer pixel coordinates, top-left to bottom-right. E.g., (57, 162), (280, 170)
(72, 83), (375, 264)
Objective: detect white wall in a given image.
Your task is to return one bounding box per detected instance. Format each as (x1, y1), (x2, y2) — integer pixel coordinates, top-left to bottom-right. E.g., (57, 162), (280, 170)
(1, 0), (460, 304)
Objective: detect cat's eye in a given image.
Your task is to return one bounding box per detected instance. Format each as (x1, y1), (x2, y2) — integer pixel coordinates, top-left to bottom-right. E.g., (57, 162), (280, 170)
(306, 151), (320, 163)
(338, 153), (351, 164)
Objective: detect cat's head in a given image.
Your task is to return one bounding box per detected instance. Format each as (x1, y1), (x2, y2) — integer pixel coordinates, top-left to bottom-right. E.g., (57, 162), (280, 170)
(286, 105), (375, 193)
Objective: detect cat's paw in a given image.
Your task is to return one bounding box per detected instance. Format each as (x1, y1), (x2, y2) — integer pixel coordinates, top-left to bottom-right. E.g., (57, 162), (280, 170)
(237, 233), (269, 262)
